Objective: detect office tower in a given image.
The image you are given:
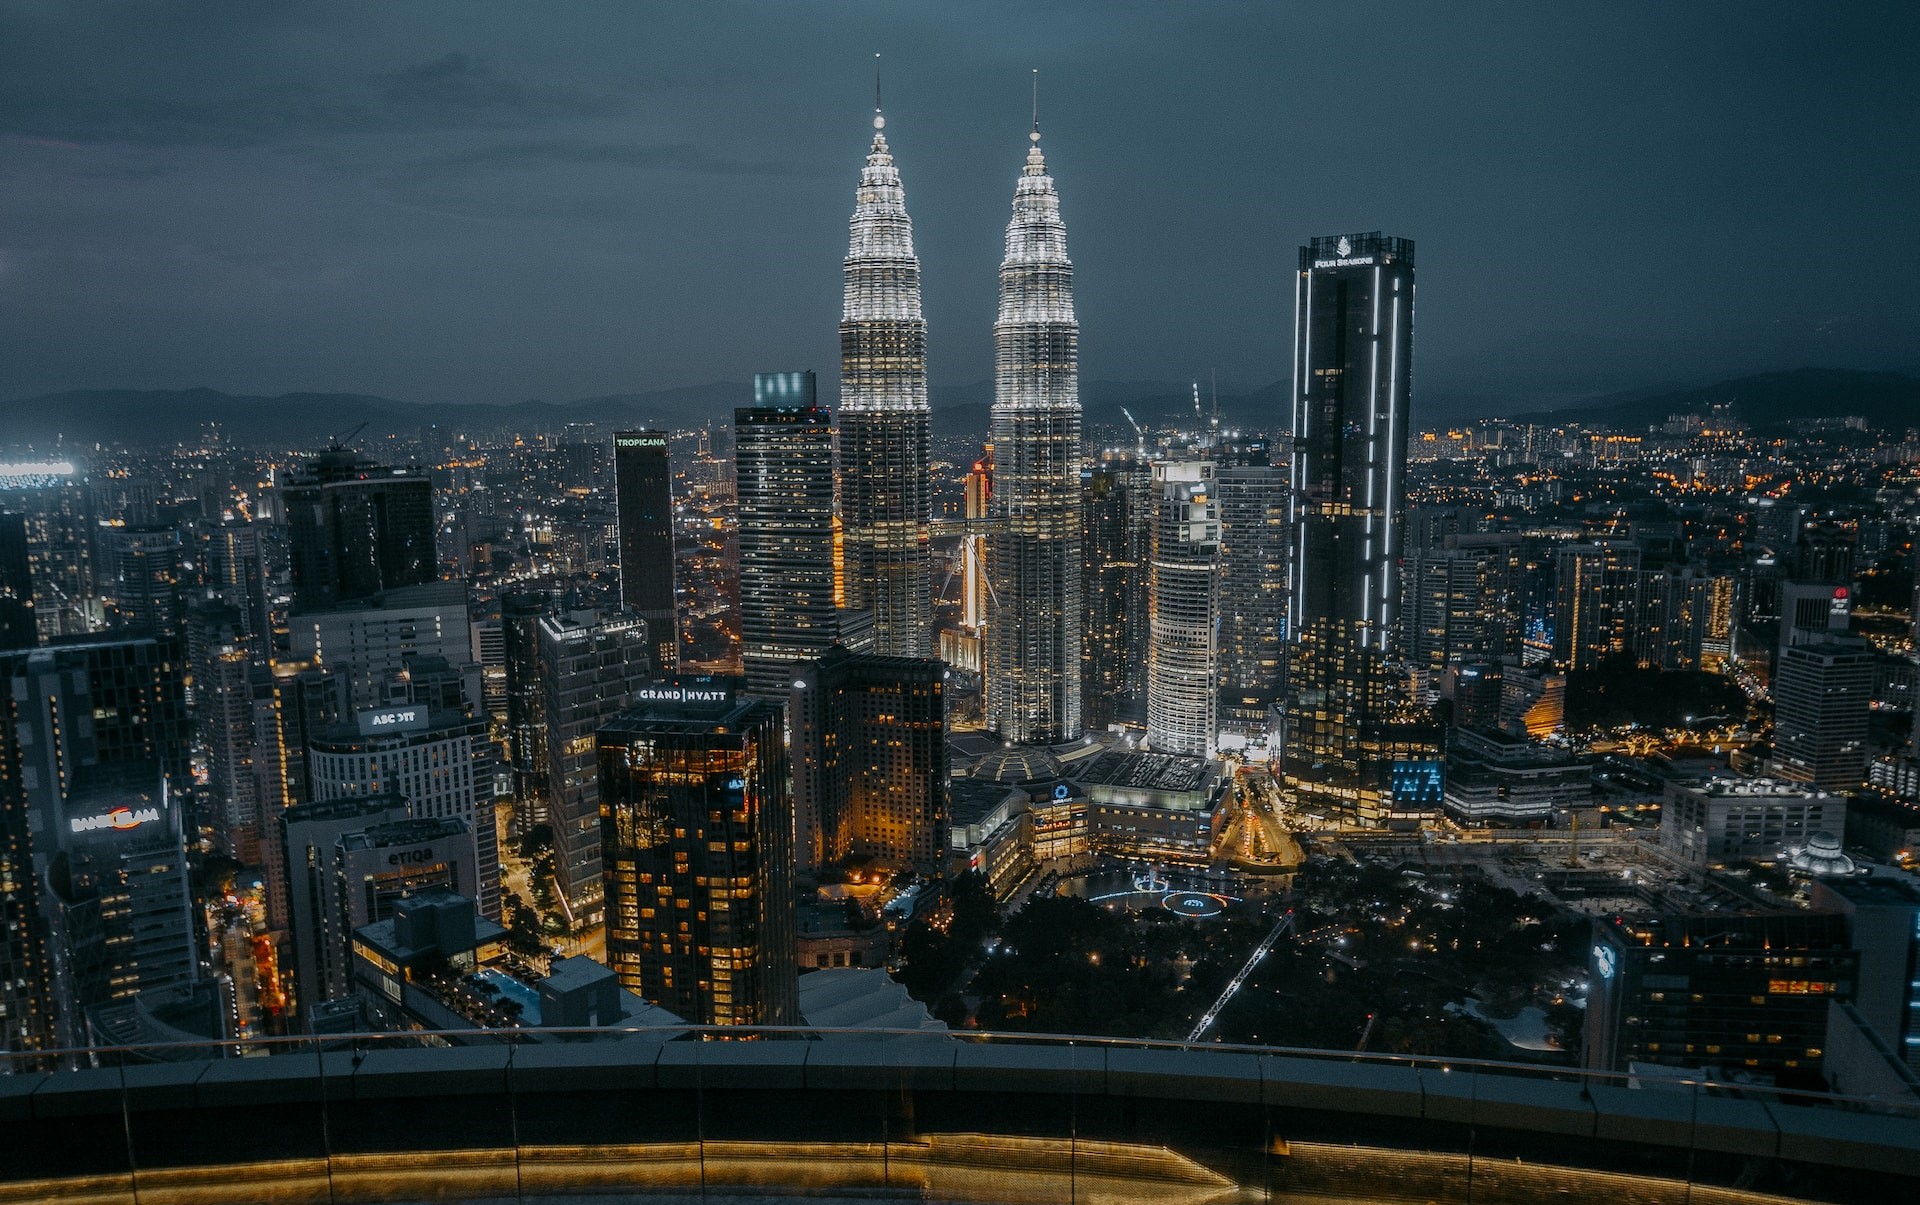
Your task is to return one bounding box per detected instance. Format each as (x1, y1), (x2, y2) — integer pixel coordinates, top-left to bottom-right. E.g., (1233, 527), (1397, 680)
(1080, 465), (1134, 733)
(736, 373), (844, 699)
(1215, 446), (1289, 747)
(1549, 541), (1641, 670)
(1400, 532), (1525, 678)
(186, 598), (262, 862)
(0, 457), (97, 640)
(987, 118), (1082, 744)
(838, 99), (932, 657)
(278, 793), (411, 1014)
(790, 646), (948, 874)
(288, 580), (481, 712)
(98, 523), (184, 635)
(1281, 233), (1433, 825)
(43, 764), (198, 1046)
(0, 637), (190, 1053)
(536, 610), (653, 925)
(1779, 580), (1852, 653)
(1146, 461), (1220, 757)
(613, 430), (679, 672)
(283, 447), (436, 612)
(501, 590), (550, 832)
(0, 512), (35, 648)
(1913, 566), (1919, 759)
(305, 687), (501, 923)
(1585, 913), (1856, 1081)
(204, 517), (270, 639)
(599, 679), (798, 1026)
(1773, 637), (1874, 791)
(1809, 877), (1920, 1073)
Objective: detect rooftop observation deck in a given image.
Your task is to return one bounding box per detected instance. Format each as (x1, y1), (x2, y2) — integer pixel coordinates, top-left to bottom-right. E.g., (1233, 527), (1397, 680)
(2, 1028), (1915, 1205)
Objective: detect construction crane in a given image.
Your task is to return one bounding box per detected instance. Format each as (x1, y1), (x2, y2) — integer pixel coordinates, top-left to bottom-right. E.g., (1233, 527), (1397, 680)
(1120, 407), (1146, 457)
(328, 421), (369, 451)
(1187, 909), (1296, 1042)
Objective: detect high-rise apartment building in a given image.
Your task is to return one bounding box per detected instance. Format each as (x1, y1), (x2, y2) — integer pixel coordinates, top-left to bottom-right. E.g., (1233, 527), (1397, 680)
(987, 121), (1082, 744)
(1773, 637), (1874, 791)
(536, 610), (653, 925)
(306, 697), (500, 923)
(1080, 464), (1135, 733)
(1552, 541), (1642, 670)
(599, 679), (797, 1027)
(613, 431), (679, 672)
(278, 793), (411, 1016)
(98, 523), (184, 635)
(283, 447), (436, 613)
(0, 512), (33, 648)
(1215, 444), (1289, 747)
(790, 646), (948, 875)
(1281, 233), (1433, 825)
(1147, 461), (1220, 757)
(736, 372), (844, 699)
(838, 102), (932, 657)
(186, 598), (262, 862)
(0, 637), (190, 1053)
(288, 580), (481, 713)
(1400, 531), (1524, 679)
(501, 590), (550, 832)
(0, 457), (97, 640)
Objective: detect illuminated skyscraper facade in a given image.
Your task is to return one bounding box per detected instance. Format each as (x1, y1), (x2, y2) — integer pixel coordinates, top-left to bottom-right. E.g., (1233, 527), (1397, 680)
(1080, 463), (1135, 734)
(987, 124), (1082, 744)
(736, 372), (843, 700)
(600, 679), (797, 1027)
(1147, 461), (1220, 757)
(1215, 443), (1289, 748)
(1282, 233), (1435, 825)
(839, 106), (931, 657)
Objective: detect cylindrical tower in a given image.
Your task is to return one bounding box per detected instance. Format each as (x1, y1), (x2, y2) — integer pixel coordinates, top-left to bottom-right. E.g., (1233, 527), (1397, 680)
(986, 123), (1083, 744)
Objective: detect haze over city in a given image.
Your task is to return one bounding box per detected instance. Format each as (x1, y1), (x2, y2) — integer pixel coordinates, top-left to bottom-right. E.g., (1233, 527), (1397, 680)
(4, 1), (1916, 417)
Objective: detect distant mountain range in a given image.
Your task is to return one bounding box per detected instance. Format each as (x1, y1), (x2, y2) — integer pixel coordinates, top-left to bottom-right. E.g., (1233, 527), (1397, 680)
(0, 378), (1294, 450)
(1502, 368), (1920, 431)
(2, 367), (1910, 450)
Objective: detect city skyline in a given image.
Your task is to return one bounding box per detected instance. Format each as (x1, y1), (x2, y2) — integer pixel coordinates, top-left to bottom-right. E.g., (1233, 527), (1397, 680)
(3, 4), (1915, 419)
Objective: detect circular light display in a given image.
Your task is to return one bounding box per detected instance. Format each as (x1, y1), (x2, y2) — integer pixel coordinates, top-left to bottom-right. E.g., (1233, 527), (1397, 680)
(1161, 892), (1226, 919)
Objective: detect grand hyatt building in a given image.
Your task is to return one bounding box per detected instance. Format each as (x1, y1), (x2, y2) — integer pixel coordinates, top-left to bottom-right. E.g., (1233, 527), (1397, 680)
(1280, 233), (1439, 826)
(597, 679), (797, 1027)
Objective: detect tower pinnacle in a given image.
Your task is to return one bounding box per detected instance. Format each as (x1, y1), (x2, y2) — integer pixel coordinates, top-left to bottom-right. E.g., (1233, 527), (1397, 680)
(874, 53), (884, 131)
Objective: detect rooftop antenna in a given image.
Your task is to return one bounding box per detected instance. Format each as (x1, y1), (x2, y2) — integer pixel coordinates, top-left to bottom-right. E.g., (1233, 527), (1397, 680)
(1211, 368), (1221, 439)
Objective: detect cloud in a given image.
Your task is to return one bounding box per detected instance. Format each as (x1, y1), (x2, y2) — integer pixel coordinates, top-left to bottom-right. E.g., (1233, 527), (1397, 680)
(399, 138), (814, 181)
(0, 52), (618, 148)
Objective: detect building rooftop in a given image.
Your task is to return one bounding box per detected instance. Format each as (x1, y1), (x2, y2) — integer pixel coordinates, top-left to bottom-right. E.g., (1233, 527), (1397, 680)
(1072, 749), (1215, 794)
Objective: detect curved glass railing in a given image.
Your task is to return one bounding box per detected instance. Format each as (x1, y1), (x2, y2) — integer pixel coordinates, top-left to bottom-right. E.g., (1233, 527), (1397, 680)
(3, 1028), (1917, 1205)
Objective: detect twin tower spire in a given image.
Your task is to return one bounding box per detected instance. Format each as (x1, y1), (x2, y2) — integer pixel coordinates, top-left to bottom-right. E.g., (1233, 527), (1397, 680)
(838, 64), (1083, 745)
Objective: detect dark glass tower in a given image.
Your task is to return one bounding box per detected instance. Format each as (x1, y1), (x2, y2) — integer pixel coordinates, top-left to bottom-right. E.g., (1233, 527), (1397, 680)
(283, 448), (435, 613)
(599, 679), (797, 1027)
(1281, 233), (1435, 826)
(614, 431), (679, 673)
(1080, 464), (1134, 733)
(736, 372), (843, 700)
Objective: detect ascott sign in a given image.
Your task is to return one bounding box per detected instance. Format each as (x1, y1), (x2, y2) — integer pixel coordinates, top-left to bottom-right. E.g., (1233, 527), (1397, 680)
(69, 806), (161, 834)
(357, 707), (430, 735)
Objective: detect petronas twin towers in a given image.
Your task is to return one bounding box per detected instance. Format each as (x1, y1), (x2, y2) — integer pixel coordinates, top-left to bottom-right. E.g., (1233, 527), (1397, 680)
(839, 83), (1082, 744)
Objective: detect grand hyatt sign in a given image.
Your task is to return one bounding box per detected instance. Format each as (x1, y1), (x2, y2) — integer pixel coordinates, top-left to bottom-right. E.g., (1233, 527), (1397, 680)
(636, 684), (732, 705)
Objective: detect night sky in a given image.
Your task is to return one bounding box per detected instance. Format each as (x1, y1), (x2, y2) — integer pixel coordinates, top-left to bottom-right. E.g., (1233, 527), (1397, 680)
(4, 2), (1915, 419)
